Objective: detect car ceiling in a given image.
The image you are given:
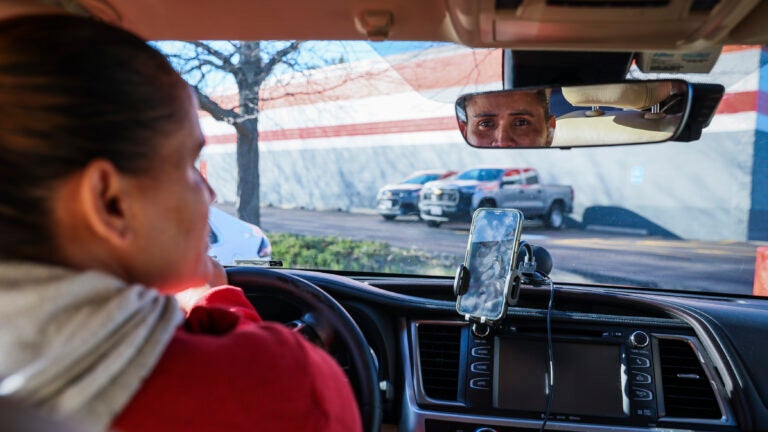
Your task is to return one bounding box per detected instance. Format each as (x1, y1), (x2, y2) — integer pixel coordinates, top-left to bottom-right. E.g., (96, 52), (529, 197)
(3, 0), (768, 50)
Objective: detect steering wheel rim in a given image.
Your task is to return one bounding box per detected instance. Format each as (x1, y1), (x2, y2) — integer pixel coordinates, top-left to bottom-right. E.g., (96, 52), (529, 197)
(226, 267), (381, 432)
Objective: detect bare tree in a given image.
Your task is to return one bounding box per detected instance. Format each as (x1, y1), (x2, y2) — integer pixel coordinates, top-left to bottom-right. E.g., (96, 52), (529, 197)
(162, 41), (314, 226)
(161, 41), (486, 225)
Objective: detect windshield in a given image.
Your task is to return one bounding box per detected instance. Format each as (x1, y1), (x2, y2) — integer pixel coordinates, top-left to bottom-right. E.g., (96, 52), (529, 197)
(402, 173), (442, 185)
(158, 41), (767, 297)
(455, 169), (504, 182)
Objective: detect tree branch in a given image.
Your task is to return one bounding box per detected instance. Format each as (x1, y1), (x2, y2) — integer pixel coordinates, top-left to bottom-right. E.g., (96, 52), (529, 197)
(194, 87), (239, 124)
(189, 41), (236, 70)
(257, 41), (301, 81)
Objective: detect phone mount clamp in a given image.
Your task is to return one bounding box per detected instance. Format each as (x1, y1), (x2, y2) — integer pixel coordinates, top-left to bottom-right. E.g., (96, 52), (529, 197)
(454, 241), (553, 337)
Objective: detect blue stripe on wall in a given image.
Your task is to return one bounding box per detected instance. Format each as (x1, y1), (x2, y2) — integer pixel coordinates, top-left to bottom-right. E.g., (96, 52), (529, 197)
(749, 48), (768, 240)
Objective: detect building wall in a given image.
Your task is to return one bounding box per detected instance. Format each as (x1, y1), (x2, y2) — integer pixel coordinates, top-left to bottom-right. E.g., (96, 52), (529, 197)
(200, 45), (764, 241)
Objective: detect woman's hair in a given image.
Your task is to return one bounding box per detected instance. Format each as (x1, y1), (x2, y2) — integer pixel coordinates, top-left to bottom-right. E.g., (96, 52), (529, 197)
(0, 15), (188, 260)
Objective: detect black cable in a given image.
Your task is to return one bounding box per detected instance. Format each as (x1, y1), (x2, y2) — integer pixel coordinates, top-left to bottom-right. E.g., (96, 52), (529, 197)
(539, 277), (555, 432)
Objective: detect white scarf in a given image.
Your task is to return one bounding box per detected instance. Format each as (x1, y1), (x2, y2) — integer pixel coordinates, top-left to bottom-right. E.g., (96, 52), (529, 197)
(0, 261), (183, 431)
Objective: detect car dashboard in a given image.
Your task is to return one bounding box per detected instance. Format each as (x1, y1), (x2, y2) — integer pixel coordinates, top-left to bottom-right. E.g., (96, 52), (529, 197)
(253, 269), (768, 432)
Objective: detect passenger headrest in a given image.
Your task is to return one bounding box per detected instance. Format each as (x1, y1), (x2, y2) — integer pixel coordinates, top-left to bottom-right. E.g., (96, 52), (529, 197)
(561, 82), (673, 110)
(552, 110), (681, 146)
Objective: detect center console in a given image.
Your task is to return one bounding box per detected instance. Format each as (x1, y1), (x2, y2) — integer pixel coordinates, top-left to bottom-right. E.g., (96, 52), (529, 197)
(465, 326), (655, 424)
(407, 318), (734, 432)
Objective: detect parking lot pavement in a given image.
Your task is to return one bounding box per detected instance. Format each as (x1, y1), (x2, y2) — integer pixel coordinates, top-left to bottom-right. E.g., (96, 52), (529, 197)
(217, 205), (758, 295)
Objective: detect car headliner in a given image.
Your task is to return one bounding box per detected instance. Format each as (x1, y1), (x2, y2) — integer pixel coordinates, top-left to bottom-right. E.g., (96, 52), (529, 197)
(2, 0), (768, 51)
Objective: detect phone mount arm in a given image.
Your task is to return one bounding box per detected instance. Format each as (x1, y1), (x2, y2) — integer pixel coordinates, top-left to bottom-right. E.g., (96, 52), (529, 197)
(516, 241), (554, 287)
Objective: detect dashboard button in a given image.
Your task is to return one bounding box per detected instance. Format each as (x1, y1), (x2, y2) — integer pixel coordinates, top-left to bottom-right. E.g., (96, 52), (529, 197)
(470, 361), (490, 373)
(635, 408), (656, 416)
(630, 355), (651, 368)
(631, 388), (654, 401)
(632, 372), (652, 384)
(471, 347), (491, 358)
(469, 377), (490, 390)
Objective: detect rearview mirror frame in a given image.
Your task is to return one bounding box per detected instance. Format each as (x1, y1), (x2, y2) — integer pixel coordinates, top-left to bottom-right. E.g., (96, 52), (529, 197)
(455, 79), (693, 149)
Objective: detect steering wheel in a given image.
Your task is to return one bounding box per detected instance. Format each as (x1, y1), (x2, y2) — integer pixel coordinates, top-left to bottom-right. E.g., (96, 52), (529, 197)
(226, 267), (382, 432)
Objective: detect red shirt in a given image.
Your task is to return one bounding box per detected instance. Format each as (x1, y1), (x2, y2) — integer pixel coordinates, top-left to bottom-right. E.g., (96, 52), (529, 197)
(112, 286), (362, 432)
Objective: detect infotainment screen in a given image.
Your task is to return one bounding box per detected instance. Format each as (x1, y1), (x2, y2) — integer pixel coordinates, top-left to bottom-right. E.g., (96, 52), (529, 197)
(494, 338), (627, 417)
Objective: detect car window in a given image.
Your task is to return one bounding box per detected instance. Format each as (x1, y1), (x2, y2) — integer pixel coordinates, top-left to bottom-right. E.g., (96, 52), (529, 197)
(402, 174), (441, 184)
(455, 169), (504, 181)
(208, 227), (219, 246)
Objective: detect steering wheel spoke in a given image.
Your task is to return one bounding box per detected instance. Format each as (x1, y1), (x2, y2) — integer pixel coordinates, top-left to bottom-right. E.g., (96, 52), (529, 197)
(286, 312), (335, 349)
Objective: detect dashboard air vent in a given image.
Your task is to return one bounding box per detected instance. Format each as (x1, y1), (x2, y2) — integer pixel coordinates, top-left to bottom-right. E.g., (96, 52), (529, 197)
(547, 0), (668, 7)
(658, 338), (721, 419)
(417, 324), (462, 401)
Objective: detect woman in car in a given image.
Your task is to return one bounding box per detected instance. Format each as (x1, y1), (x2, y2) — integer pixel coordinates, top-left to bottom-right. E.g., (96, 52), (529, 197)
(0, 14), (360, 432)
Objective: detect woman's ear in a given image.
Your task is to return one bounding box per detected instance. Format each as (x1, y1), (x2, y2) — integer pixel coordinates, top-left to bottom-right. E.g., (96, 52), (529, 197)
(76, 159), (134, 248)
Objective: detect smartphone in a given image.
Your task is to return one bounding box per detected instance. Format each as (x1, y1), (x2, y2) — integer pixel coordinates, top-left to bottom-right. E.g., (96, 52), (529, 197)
(456, 208), (524, 323)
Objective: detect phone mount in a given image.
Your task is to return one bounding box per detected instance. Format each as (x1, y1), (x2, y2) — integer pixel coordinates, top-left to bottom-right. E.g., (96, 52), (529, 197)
(454, 241), (553, 336)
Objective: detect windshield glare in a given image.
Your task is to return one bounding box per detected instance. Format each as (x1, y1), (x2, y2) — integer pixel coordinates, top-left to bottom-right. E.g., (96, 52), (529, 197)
(160, 40), (767, 297)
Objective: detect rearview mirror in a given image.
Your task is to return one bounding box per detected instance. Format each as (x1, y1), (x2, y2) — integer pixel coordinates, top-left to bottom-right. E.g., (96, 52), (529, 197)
(455, 80), (690, 148)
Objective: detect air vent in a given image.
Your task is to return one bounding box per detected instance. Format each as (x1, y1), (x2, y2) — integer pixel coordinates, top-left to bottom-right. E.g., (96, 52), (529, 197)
(547, 0), (668, 7)
(417, 324), (462, 401)
(658, 338), (721, 419)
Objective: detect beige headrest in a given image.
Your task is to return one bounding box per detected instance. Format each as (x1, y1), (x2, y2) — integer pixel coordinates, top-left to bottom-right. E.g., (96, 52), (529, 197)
(552, 110), (680, 147)
(561, 82), (674, 110)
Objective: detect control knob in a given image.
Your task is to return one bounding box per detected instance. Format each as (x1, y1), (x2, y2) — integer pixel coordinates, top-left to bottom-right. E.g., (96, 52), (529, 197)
(630, 331), (650, 348)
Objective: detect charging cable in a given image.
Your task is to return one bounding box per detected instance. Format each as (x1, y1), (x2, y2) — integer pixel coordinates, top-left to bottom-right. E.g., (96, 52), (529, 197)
(539, 277), (555, 432)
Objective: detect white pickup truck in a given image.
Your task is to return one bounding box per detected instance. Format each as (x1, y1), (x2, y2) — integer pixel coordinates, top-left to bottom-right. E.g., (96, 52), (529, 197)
(418, 167), (574, 228)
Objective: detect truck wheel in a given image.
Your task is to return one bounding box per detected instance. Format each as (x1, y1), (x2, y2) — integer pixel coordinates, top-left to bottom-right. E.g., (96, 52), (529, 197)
(382, 215), (396, 221)
(478, 199), (496, 208)
(545, 202), (565, 229)
(426, 220), (441, 228)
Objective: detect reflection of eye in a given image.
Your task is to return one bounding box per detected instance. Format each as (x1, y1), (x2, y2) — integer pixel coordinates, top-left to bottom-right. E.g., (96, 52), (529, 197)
(477, 120), (495, 130)
(512, 118), (531, 127)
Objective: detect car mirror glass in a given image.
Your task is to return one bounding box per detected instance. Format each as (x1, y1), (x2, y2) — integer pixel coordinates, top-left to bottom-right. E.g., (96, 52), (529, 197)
(455, 80), (691, 148)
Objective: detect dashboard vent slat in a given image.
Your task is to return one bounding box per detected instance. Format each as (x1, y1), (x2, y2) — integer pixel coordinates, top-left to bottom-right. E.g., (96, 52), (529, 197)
(658, 338), (721, 419)
(417, 324), (462, 401)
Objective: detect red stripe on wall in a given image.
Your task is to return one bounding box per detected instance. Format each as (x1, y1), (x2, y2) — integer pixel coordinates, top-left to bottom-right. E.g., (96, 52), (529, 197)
(205, 116), (458, 144)
(204, 91), (761, 146)
(721, 45), (759, 53)
(198, 48), (503, 114)
(716, 91), (757, 114)
(199, 46), (758, 116)
(203, 91), (760, 146)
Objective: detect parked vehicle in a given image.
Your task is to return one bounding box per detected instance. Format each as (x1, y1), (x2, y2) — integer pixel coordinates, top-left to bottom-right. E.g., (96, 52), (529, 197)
(376, 169), (456, 220)
(419, 167), (573, 228)
(208, 206), (271, 265)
